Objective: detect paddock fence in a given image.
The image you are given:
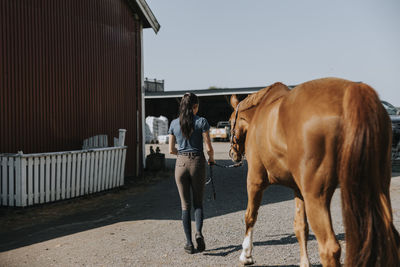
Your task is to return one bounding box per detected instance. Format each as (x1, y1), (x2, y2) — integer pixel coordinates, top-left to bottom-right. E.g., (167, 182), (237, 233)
(0, 130), (127, 207)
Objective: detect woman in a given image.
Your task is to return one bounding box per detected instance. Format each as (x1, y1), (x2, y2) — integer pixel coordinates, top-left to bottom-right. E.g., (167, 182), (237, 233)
(168, 92), (215, 254)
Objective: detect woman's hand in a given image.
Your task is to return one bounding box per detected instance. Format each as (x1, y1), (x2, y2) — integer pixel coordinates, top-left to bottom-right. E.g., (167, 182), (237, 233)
(171, 147), (178, 155)
(208, 157), (215, 165)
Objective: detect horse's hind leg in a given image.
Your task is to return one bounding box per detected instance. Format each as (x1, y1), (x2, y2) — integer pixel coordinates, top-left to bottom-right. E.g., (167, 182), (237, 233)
(303, 187), (340, 267)
(294, 193), (310, 267)
(239, 167), (268, 265)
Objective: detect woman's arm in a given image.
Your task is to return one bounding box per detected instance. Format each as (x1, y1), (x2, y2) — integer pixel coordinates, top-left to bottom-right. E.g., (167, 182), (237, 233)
(202, 130), (215, 164)
(169, 134), (178, 155)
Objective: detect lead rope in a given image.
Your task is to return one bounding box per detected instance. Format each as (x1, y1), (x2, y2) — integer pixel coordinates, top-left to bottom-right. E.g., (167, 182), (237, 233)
(205, 160), (243, 200)
(213, 162), (243, 168)
(208, 165), (216, 200)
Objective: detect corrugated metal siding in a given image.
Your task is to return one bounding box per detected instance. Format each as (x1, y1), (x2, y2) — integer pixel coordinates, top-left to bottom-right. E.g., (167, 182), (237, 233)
(0, 0), (142, 177)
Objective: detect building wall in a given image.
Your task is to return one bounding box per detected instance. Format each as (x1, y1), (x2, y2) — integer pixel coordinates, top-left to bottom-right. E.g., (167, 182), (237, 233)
(0, 0), (143, 176)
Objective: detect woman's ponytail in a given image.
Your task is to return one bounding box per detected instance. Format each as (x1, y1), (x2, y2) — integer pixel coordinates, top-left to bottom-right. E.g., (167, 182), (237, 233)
(179, 93), (198, 139)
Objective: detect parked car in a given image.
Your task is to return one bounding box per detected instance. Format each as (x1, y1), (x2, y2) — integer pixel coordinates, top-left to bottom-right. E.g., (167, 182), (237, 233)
(382, 100), (400, 159)
(210, 121), (231, 142)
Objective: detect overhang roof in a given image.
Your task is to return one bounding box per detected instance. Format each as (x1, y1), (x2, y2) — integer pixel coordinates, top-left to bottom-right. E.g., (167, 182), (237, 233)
(144, 86), (296, 99)
(127, 0), (160, 33)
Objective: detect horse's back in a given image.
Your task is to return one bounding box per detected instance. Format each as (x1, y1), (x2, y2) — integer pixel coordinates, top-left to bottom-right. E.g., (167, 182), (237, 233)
(282, 77), (351, 118)
(281, 77), (387, 139)
(278, 78), (387, 188)
(280, 77), (383, 138)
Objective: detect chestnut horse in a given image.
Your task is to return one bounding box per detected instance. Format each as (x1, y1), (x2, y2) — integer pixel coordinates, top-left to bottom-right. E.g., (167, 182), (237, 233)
(229, 77), (400, 266)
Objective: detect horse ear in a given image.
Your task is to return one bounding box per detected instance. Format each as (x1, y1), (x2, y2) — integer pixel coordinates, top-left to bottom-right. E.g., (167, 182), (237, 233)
(230, 95), (239, 109)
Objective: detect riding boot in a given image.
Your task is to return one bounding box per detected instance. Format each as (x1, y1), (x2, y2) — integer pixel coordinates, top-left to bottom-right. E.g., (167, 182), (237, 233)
(194, 207), (203, 234)
(182, 210), (193, 253)
(194, 208), (205, 252)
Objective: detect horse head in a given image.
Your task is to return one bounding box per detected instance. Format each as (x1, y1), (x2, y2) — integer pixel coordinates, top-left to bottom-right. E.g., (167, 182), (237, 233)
(229, 94), (248, 162)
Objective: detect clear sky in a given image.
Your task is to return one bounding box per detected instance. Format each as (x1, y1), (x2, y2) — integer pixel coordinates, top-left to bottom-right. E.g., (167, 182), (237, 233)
(143, 0), (400, 106)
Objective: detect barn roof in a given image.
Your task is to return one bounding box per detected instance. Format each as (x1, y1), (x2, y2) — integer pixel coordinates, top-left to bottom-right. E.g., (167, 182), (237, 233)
(127, 0), (160, 33)
(144, 86), (296, 99)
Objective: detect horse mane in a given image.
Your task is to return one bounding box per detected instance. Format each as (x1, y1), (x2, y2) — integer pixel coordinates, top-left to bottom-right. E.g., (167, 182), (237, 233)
(239, 82), (289, 111)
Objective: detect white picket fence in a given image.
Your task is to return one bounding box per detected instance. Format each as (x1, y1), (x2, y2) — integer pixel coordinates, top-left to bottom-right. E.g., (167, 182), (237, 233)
(0, 130), (127, 207)
(82, 134), (108, 149)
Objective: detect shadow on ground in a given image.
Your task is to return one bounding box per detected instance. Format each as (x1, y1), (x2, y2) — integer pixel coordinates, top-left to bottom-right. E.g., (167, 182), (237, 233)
(0, 158), (334, 253)
(204, 233), (345, 257)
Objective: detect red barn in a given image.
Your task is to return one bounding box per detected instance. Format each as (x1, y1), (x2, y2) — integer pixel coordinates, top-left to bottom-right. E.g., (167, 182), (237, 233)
(0, 0), (160, 177)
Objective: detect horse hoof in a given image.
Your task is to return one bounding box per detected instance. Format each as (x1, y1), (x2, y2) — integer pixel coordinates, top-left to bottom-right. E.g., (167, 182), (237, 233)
(239, 253), (254, 265)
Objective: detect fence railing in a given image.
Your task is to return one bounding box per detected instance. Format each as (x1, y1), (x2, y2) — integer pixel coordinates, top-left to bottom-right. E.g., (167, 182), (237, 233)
(0, 130), (127, 207)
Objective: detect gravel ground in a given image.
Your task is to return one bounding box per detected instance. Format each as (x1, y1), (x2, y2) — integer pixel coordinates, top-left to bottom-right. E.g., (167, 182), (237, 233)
(0, 143), (400, 267)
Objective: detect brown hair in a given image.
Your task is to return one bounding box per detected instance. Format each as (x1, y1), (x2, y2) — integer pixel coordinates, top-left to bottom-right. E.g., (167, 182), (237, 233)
(179, 92), (199, 139)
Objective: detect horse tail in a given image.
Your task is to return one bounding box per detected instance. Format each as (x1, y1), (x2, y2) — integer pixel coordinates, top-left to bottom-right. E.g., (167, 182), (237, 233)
(339, 82), (400, 267)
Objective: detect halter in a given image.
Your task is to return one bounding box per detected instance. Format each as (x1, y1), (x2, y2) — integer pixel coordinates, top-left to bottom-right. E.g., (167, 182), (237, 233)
(230, 103), (245, 160)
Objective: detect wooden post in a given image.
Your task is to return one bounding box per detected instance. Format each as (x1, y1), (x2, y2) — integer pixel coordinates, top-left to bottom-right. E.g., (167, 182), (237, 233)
(20, 157), (27, 207)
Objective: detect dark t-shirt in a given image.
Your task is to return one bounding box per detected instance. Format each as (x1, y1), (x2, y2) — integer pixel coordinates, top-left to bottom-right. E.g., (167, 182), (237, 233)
(168, 115), (210, 153)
